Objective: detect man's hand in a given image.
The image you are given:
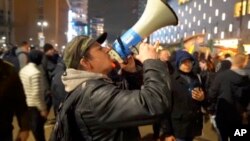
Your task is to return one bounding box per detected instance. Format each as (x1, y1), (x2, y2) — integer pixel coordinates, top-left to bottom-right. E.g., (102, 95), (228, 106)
(135, 41), (159, 63)
(192, 88), (205, 101)
(119, 56), (137, 73)
(15, 130), (29, 141)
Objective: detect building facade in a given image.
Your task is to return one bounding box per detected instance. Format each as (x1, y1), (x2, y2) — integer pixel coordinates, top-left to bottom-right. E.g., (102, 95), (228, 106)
(149, 0), (250, 49)
(0, 0), (68, 50)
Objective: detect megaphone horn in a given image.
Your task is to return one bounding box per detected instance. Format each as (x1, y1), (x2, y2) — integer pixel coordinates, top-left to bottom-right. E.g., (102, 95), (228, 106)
(109, 0), (178, 63)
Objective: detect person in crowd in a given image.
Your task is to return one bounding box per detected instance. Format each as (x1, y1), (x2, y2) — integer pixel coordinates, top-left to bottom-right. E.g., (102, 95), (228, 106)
(16, 41), (30, 69)
(152, 46), (173, 140)
(209, 53), (250, 141)
(245, 54), (250, 78)
(50, 58), (67, 116)
(19, 50), (48, 141)
(53, 33), (171, 140)
(199, 57), (215, 94)
(42, 43), (59, 113)
(224, 53), (232, 62)
(157, 46), (174, 74)
(163, 50), (206, 141)
(0, 58), (30, 141)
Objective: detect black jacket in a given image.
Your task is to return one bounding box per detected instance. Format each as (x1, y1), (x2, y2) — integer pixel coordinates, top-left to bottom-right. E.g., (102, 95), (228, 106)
(62, 60), (171, 141)
(209, 69), (250, 124)
(163, 70), (205, 138)
(0, 59), (29, 140)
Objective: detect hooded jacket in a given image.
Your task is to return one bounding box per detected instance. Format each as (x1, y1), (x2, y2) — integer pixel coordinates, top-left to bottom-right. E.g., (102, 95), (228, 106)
(61, 59), (171, 141)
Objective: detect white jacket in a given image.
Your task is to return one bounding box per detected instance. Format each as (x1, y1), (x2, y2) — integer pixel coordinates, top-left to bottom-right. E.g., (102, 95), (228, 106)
(19, 63), (47, 111)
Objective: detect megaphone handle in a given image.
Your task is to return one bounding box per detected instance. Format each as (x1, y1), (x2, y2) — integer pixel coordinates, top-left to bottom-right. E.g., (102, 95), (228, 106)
(117, 37), (128, 64)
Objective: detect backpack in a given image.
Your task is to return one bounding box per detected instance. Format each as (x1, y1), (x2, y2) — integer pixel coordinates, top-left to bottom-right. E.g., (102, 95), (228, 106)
(50, 84), (91, 141)
(2, 47), (28, 72)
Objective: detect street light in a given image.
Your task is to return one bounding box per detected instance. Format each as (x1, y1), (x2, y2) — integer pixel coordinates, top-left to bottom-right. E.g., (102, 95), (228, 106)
(37, 21), (48, 47)
(37, 21), (48, 33)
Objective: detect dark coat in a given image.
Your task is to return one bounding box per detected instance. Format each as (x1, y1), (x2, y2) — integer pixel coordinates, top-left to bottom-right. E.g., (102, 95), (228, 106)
(209, 69), (250, 125)
(163, 70), (205, 139)
(63, 60), (171, 141)
(0, 59), (29, 140)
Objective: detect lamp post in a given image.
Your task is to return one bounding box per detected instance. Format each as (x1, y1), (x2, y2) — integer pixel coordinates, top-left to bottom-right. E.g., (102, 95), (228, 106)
(37, 21), (48, 47)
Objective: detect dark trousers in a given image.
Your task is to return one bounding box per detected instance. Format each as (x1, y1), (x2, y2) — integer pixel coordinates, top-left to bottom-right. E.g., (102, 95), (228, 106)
(153, 122), (160, 139)
(28, 107), (46, 141)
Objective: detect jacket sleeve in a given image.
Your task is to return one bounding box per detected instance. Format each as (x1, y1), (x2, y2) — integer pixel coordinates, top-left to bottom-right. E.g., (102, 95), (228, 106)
(87, 59), (171, 128)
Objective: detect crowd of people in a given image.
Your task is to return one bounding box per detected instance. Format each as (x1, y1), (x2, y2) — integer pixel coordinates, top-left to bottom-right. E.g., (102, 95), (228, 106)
(0, 33), (250, 141)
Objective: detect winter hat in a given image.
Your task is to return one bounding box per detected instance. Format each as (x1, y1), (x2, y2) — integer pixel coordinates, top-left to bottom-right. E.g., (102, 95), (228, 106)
(175, 50), (194, 68)
(63, 32), (107, 69)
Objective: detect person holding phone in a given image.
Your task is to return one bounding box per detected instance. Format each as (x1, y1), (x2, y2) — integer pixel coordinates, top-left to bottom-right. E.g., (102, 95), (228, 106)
(162, 50), (206, 141)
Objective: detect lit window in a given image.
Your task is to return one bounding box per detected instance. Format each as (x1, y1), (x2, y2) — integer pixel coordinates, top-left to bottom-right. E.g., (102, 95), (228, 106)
(214, 26), (218, 34)
(173, 38), (176, 42)
(208, 17), (212, 24)
(229, 24), (233, 32)
(209, 0), (213, 7)
(193, 16), (196, 22)
(181, 25), (184, 30)
(202, 28), (206, 34)
(208, 33), (211, 40)
(221, 31), (225, 39)
(165, 36), (168, 40)
(182, 11), (184, 17)
(185, 19), (188, 25)
(192, 30), (195, 36)
(215, 9), (219, 16)
(177, 34), (180, 39)
(171, 35), (173, 39)
(203, 13), (206, 20)
(197, 20), (201, 26)
(194, 2), (197, 8)
(248, 20), (250, 29)
(204, 0), (207, 4)
(189, 8), (192, 14)
(168, 39), (170, 43)
(222, 13), (226, 21)
(223, 0), (227, 2)
(185, 5), (188, 11)
(198, 4), (201, 11)
(178, 9), (181, 14)
(184, 32), (187, 38)
(188, 23), (192, 28)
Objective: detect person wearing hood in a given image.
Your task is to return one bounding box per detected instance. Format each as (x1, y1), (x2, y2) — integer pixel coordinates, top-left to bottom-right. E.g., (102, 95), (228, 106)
(163, 50), (206, 141)
(56, 33), (171, 141)
(209, 53), (250, 141)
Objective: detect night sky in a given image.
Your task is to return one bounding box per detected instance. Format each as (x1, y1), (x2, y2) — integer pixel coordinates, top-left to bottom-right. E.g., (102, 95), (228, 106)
(88, 0), (139, 42)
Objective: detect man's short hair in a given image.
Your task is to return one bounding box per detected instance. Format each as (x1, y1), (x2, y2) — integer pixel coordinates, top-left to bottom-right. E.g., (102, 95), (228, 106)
(63, 33), (107, 69)
(43, 43), (54, 53)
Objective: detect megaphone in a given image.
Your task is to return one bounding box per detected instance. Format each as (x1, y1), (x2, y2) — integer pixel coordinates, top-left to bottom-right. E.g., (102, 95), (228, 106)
(109, 0), (178, 63)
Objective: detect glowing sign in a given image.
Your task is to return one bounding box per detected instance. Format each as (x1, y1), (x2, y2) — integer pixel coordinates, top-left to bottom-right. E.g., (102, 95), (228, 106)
(214, 39), (239, 49)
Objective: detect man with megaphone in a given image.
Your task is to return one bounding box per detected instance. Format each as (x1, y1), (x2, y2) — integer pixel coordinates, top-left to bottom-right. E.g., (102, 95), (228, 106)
(50, 32), (172, 141)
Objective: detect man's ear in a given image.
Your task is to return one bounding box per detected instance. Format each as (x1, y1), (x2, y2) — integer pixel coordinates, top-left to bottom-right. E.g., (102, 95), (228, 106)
(79, 58), (92, 70)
